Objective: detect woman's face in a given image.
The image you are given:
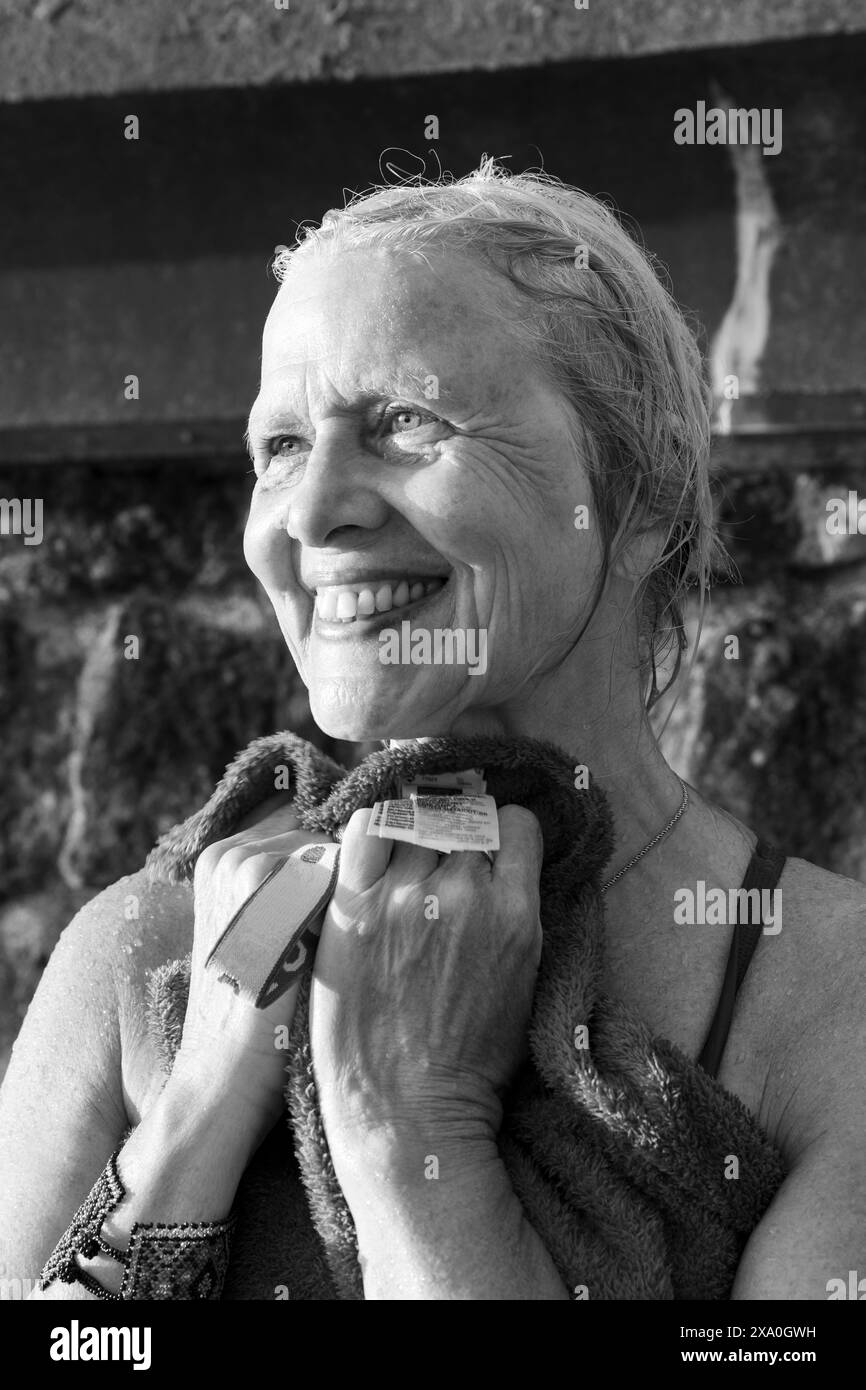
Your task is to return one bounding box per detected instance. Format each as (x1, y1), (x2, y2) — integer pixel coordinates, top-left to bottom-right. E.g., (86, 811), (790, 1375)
(244, 245), (602, 739)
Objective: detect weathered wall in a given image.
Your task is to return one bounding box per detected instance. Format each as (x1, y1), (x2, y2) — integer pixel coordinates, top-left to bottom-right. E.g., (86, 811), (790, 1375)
(3, 0), (866, 102)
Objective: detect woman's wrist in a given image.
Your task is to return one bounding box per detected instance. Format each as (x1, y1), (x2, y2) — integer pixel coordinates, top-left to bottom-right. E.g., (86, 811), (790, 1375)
(119, 1073), (267, 1221)
(334, 1138), (567, 1300)
(326, 1117), (502, 1220)
(39, 1090), (250, 1301)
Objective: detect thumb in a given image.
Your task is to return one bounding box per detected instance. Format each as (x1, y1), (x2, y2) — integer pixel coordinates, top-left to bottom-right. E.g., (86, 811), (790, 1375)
(494, 805), (544, 882)
(335, 806), (395, 895)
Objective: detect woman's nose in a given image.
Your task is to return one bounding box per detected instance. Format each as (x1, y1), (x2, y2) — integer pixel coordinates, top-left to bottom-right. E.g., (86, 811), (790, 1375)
(283, 426), (390, 548)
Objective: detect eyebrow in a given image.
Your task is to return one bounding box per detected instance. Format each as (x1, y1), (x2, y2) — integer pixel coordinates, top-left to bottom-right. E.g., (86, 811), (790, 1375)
(246, 385), (450, 456)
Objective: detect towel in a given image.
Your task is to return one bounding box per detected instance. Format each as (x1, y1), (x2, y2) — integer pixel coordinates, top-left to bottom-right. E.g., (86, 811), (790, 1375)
(145, 731), (787, 1300)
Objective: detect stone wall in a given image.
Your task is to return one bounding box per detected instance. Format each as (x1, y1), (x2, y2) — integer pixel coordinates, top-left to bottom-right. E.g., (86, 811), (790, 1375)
(3, 0), (866, 101)
(0, 455), (386, 1076)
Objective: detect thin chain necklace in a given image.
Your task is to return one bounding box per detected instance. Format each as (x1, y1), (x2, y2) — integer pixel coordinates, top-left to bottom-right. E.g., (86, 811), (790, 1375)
(600, 776), (689, 894)
(380, 742), (689, 892)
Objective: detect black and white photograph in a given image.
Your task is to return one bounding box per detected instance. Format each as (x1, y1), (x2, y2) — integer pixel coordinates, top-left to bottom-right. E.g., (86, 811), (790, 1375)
(0, 0), (864, 1352)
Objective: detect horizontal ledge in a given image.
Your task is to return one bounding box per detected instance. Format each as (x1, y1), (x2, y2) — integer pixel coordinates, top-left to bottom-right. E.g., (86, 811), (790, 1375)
(0, 419), (249, 467)
(3, 13), (865, 105)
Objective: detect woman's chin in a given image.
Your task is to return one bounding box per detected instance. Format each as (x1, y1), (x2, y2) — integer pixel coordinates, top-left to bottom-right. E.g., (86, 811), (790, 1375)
(308, 681), (454, 743)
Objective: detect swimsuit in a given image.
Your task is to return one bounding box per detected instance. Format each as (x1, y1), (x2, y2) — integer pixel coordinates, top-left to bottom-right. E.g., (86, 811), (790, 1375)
(697, 838), (786, 1078)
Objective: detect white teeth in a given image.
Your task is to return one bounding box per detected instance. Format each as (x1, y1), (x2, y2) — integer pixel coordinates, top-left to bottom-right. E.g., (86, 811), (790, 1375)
(336, 591), (357, 622)
(317, 589), (338, 621)
(315, 576), (446, 623)
(375, 584), (393, 613)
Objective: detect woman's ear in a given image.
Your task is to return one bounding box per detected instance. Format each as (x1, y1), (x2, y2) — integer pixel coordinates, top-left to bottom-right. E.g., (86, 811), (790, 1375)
(610, 524), (668, 584)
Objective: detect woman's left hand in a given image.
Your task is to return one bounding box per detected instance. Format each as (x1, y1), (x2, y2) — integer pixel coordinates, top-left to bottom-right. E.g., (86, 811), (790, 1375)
(309, 804), (544, 1180)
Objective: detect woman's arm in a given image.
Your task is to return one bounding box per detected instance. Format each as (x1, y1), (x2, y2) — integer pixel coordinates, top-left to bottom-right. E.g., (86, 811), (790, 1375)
(731, 906), (866, 1300)
(1, 803), (335, 1300)
(0, 877), (262, 1299)
(0, 880), (141, 1296)
(329, 1128), (570, 1300)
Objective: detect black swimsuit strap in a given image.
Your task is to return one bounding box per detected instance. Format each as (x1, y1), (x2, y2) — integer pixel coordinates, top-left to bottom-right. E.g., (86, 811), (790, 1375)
(696, 839), (787, 1080)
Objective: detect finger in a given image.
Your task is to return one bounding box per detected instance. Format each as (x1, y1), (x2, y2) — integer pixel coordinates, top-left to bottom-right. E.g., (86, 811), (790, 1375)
(207, 844), (340, 1008)
(336, 807), (395, 894)
(388, 838), (442, 883)
(250, 827), (333, 855)
(493, 805), (544, 882)
(217, 823), (332, 876)
(205, 800), (302, 857)
(235, 798), (302, 838)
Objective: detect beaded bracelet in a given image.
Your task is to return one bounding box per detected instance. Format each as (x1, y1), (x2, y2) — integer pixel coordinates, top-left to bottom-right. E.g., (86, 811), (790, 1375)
(40, 1149), (235, 1300)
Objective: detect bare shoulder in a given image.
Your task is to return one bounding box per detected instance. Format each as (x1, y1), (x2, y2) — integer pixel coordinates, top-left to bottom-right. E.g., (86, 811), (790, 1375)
(7, 870), (193, 1114)
(740, 854), (866, 1159)
(85, 870), (195, 1120)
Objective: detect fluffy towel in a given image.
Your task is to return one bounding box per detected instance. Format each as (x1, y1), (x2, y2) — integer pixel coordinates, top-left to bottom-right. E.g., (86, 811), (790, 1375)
(145, 731), (786, 1300)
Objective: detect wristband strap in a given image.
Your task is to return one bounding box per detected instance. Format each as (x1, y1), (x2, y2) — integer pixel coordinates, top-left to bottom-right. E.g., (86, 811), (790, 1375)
(205, 840), (341, 1008)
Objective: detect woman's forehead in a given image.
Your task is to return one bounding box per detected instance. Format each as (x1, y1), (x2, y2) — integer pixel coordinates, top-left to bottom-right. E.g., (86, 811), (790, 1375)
(266, 248), (522, 347)
(259, 245), (541, 408)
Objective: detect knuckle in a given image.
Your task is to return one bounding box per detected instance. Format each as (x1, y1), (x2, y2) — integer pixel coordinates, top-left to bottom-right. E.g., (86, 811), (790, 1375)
(217, 845), (251, 879)
(338, 807), (375, 845)
(234, 851), (278, 896)
(193, 840), (223, 885)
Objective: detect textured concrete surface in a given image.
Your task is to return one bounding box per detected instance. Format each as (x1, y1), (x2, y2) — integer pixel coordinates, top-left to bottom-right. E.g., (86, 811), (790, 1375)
(3, 0), (866, 102)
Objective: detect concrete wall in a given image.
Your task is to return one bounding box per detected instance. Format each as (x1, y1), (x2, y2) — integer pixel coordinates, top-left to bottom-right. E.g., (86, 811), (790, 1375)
(3, 0), (866, 100)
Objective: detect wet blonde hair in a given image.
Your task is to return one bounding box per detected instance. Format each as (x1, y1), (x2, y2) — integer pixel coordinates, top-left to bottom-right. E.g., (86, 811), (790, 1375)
(272, 158), (731, 707)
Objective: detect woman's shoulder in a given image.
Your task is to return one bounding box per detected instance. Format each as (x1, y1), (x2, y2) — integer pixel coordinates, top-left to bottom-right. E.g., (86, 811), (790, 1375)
(69, 869), (195, 1119)
(769, 852), (866, 989)
(741, 852), (866, 1157)
(64, 868), (195, 982)
(16, 869), (195, 1123)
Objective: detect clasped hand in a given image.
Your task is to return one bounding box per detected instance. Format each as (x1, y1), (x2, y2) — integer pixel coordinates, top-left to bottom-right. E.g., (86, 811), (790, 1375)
(310, 805), (544, 1190)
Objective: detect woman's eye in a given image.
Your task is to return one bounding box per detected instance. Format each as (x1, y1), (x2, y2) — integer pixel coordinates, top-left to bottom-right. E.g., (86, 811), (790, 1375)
(270, 436), (303, 458)
(383, 407), (427, 434)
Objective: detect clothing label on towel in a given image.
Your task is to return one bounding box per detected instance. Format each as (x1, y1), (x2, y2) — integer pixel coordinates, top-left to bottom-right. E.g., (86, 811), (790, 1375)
(400, 767), (487, 797)
(367, 793), (500, 853)
(205, 840), (341, 1009)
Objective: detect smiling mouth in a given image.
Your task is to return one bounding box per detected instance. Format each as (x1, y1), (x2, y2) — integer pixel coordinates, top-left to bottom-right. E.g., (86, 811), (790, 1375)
(314, 576), (449, 629)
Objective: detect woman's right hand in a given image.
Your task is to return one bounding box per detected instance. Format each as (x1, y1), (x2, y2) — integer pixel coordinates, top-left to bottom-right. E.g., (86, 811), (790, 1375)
(168, 799), (336, 1148)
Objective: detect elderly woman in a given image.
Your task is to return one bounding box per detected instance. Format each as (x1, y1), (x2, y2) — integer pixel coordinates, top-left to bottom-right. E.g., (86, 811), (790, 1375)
(2, 163), (864, 1303)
